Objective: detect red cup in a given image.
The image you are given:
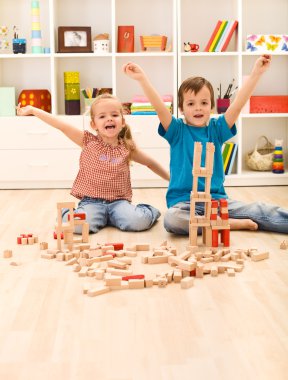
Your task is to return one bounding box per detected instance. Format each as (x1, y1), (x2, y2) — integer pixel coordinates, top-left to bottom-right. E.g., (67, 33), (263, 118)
(217, 98), (230, 114)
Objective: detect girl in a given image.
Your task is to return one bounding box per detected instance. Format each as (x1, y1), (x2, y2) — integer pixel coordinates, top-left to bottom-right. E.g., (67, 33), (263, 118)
(17, 94), (169, 233)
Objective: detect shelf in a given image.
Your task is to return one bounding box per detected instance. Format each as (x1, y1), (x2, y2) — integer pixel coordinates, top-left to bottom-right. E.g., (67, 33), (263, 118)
(0, 0), (287, 188)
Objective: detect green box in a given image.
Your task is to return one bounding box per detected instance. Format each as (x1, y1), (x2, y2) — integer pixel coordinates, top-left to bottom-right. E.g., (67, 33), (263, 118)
(64, 84), (80, 100)
(0, 87), (16, 116)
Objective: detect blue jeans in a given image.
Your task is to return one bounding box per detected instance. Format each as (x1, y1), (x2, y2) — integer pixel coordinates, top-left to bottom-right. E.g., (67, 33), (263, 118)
(62, 197), (160, 234)
(164, 199), (288, 235)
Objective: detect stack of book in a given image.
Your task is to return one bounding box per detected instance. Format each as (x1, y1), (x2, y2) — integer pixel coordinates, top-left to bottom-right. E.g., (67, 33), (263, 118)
(222, 141), (238, 175)
(130, 95), (172, 115)
(204, 20), (238, 52)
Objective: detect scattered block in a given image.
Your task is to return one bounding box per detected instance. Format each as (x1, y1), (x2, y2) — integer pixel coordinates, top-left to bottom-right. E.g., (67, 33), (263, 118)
(3, 249), (13, 258)
(181, 277), (194, 289)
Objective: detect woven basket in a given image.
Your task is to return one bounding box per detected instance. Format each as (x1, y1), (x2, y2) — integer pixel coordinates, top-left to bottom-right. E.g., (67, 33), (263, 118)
(245, 136), (274, 171)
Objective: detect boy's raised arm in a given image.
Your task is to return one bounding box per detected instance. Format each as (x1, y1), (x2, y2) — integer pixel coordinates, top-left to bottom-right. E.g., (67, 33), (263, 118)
(123, 62), (172, 130)
(16, 104), (84, 147)
(225, 54), (271, 128)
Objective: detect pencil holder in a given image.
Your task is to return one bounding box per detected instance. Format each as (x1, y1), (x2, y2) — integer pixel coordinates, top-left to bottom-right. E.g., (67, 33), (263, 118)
(217, 98), (230, 114)
(84, 98), (96, 114)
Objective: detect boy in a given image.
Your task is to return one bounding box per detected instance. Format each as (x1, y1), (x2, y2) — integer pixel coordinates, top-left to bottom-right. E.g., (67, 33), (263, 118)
(123, 56), (288, 235)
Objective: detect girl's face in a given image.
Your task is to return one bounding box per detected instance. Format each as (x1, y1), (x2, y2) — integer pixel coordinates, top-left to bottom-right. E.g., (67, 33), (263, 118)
(90, 98), (125, 145)
(180, 86), (212, 127)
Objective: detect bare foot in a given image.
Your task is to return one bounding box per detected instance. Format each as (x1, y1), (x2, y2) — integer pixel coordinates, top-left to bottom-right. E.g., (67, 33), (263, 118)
(229, 218), (258, 231)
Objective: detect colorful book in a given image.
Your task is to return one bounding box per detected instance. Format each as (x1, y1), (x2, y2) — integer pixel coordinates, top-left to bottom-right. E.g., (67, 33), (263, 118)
(209, 20), (228, 52)
(204, 20), (222, 52)
(226, 143), (238, 175)
(220, 20), (238, 52)
(221, 143), (231, 168)
(215, 20), (232, 52)
(224, 142), (234, 173)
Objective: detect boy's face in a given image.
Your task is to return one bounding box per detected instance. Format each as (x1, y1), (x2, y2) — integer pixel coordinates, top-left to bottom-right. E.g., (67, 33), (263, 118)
(180, 86), (212, 127)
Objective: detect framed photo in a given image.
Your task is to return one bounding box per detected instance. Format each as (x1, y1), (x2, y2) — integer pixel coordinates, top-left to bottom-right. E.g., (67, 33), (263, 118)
(58, 27), (92, 53)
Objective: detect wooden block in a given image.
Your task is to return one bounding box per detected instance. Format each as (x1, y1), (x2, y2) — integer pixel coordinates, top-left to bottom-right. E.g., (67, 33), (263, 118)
(87, 286), (110, 297)
(128, 279), (145, 289)
(144, 274), (154, 288)
(40, 253), (55, 259)
(210, 265), (218, 277)
(105, 268), (133, 276)
(124, 250), (137, 257)
(181, 277), (194, 289)
(251, 251), (269, 262)
(95, 269), (105, 280)
(78, 266), (89, 277)
(158, 277), (168, 288)
(147, 255), (168, 264)
(3, 249), (13, 258)
(173, 269), (182, 283)
(109, 281), (130, 290)
(65, 257), (78, 266)
(105, 274), (122, 286)
(227, 268), (235, 277)
(196, 264), (204, 278)
(107, 259), (127, 269)
(135, 244), (150, 251)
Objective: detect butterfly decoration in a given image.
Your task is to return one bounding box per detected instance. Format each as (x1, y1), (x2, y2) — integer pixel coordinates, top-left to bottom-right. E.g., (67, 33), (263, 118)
(247, 34), (257, 41)
(247, 42), (257, 52)
(269, 35), (281, 43)
(282, 35), (288, 43)
(0, 26), (8, 36)
(255, 35), (265, 46)
(266, 42), (278, 51)
(281, 43), (288, 51)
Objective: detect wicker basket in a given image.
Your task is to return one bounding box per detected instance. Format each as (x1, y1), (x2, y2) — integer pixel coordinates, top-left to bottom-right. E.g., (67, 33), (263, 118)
(245, 136), (274, 171)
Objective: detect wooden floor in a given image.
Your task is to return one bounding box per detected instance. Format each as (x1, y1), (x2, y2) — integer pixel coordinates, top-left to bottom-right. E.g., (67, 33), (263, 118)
(0, 186), (288, 380)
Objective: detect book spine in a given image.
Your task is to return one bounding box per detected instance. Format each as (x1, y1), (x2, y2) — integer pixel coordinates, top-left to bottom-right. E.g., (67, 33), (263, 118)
(227, 143), (238, 175)
(210, 20), (228, 52)
(215, 20), (231, 52)
(221, 21), (238, 52)
(204, 20), (222, 52)
(222, 143), (230, 168)
(224, 142), (234, 172)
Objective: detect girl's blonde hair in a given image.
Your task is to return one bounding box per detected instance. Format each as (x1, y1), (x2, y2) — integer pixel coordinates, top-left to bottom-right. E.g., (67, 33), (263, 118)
(90, 93), (135, 155)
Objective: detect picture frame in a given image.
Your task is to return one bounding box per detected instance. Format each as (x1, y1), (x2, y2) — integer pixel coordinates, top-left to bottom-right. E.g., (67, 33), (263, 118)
(58, 26), (92, 53)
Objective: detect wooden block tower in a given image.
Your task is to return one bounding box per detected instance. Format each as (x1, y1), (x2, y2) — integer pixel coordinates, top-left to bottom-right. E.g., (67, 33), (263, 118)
(189, 142), (230, 248)
(56, 202), (89, 251)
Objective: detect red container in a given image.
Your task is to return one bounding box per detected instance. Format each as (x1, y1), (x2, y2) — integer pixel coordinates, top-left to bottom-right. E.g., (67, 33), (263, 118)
(250, 96), (288, 113)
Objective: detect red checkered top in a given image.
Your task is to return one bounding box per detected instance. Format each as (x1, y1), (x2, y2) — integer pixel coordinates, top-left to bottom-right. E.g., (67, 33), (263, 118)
(71, 131), (132, 202)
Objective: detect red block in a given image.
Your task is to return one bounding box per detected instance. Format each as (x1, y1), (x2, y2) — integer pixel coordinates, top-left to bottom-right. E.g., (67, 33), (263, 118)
(212, 230), (219, 247)
(122, 275), (145, 281)
(105, 242), (124, 251)
(53, 231), (64, 239)
(68, 212), (86, 221)
(221, 229), (230, 247)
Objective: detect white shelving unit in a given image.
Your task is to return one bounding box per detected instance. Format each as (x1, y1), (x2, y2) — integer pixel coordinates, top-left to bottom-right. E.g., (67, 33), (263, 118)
(0, 0), (287, 189)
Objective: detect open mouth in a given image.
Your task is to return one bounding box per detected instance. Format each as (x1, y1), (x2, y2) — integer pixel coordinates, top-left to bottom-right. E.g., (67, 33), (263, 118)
(194, 114), (203, 118)
(105, 125), (115, 129)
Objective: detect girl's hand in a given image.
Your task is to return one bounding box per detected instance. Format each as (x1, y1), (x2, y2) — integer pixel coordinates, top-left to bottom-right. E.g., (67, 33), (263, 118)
(122, 62), (145, 81)
(16, 103), (34, 116)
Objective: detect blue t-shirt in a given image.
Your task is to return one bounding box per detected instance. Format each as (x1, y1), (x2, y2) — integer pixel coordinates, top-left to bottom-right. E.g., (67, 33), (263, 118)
(158, 115), (237, 208)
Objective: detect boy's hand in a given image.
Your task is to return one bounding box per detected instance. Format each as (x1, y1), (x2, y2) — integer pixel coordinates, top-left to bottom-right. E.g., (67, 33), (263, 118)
(123, 62), (146, 81)
(252, 54), (271, 75)
(16, 103), (34, 116)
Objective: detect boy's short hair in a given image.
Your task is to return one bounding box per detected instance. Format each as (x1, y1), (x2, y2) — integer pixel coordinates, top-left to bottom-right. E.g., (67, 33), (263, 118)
(178, 77), (215, 110)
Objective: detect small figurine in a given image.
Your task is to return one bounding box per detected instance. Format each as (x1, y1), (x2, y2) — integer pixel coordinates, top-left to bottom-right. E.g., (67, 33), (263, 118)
(93, 33), (109, 53)
(184, 42), (200, 52)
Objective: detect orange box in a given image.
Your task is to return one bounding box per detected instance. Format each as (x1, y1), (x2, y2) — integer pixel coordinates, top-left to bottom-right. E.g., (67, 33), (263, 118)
(250, 96), (288, 113)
